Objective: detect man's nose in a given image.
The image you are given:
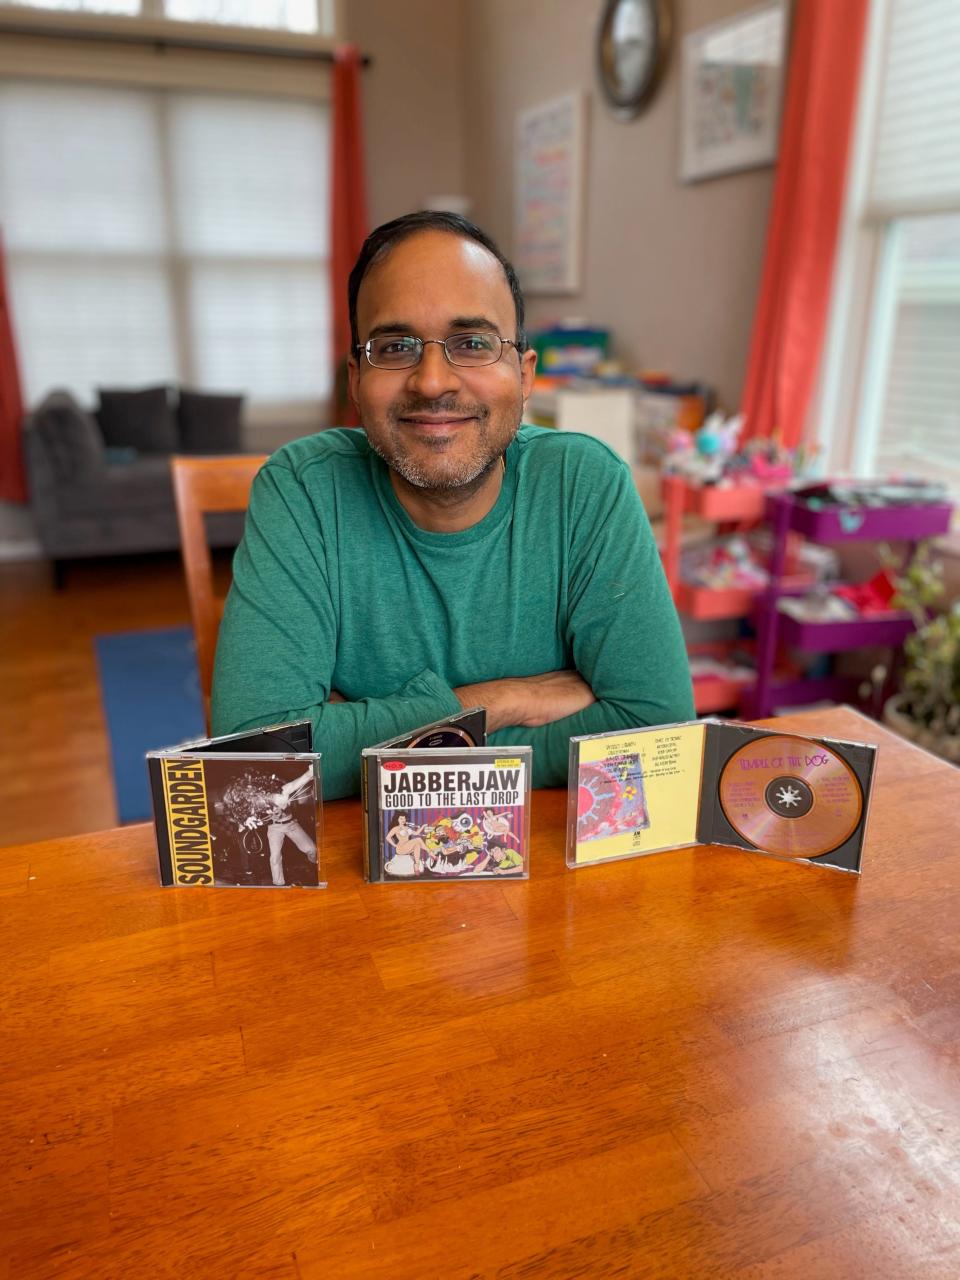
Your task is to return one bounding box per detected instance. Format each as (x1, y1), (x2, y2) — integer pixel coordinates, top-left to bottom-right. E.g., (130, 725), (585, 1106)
(405, 341), (462, 399)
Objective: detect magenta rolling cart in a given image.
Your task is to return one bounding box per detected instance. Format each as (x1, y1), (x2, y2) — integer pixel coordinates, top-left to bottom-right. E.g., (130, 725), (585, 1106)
(745, 491), (954, 719)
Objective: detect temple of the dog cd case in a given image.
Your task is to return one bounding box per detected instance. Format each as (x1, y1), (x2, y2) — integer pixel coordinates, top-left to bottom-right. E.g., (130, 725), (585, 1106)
(361, 709), (531, 882)
(148, 721), (323, 889)
(567, 719), (877, 874)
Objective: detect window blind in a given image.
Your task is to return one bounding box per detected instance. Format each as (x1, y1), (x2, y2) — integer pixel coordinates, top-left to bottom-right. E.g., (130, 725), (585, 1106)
(0, 0), (333, 33)
(856, 2), (960, 495)
(872, 215), (960, 493)
(0, 79), (330, 409)
(868, 0), (960, 217)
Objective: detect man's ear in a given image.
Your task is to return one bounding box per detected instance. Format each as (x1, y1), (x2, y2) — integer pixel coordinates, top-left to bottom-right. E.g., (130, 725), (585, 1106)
(347, 354), (361, 414)
(520, 347), (537, 405)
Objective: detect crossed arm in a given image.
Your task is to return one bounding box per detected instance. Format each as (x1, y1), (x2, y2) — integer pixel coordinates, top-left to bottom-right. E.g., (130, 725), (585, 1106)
(330, 669), (595, 729)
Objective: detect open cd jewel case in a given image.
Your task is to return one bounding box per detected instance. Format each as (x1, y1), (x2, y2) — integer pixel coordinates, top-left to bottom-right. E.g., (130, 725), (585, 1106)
(147, 721), (324, 889)
(362, 708), (532, 882)
(567, 718), (877, 874)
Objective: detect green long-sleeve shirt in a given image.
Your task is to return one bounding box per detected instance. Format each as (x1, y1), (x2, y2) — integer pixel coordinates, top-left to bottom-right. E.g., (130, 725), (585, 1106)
(212, 424), (694, 798)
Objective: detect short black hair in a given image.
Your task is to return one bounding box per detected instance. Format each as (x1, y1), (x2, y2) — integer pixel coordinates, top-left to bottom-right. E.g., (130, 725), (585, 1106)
(348, 210), (527, 354)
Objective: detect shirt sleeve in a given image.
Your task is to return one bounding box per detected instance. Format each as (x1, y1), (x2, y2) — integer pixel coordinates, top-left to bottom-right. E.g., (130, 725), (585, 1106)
(489, 451), (694, 786)
(211, 460), (462, 799)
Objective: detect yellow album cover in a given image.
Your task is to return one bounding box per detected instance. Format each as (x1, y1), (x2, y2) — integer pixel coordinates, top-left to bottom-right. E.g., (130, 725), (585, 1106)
(570, 722), (707, 864)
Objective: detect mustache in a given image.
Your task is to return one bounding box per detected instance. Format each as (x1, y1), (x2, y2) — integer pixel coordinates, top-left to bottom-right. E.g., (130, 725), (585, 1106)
(389, 398), (490, 422)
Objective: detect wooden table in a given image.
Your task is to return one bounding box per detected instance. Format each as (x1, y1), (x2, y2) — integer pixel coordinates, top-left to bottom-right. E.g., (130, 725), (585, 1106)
(3, 707), (959, 1278)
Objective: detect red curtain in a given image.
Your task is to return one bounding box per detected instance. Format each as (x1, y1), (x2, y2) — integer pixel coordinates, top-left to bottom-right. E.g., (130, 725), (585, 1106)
(330, 44), (368, 428)
(0, 229), (27, 503)
(740, 0), (870, 448)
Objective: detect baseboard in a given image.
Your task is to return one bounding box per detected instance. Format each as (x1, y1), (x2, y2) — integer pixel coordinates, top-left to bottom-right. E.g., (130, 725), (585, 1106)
(0, 538), (43, 561)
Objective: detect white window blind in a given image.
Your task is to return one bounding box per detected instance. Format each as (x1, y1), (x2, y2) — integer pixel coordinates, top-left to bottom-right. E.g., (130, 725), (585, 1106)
(870, 214), (960, 494)
(1, 0), (139, 13)
(868, 0), (960, 218)
(0, 0), (335, 34)
(848, 0), (960, 496)
(164, 0), (321, 35)
(0, 79), (331, 410)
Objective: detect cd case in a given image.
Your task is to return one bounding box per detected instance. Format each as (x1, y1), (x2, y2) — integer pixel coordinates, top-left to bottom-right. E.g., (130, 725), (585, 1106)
(567, 719), (877, 874)
(361, 708), (532, 882)
(147, 721), (324, 888)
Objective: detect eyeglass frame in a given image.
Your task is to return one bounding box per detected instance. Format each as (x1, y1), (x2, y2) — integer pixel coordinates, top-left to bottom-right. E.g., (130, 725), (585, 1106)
(355, 332), (525, 371)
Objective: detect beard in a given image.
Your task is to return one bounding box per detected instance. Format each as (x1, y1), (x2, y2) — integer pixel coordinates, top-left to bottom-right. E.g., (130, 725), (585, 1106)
(363, 393), (522, 495)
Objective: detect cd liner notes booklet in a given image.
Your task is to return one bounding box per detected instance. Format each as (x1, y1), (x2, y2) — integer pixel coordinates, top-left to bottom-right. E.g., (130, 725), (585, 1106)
(148, 721), (324, 889)
(568, 719), (877, 874)
(362, 708), (532, 882)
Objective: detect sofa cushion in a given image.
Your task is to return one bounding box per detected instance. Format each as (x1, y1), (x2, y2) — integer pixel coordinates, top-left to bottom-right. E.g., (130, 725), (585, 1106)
(178, 389), (244, 455)
(97, 386), (178, 453)
(57, 456), (175, 518)
(32, 390), (105, 482)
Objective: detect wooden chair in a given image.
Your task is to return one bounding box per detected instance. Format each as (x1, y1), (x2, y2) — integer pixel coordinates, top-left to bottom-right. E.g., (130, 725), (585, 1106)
(171, 454), (268, 729)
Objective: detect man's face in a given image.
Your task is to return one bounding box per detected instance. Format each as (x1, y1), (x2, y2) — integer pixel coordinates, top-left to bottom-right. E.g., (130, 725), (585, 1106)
(348, 231), (536, 492)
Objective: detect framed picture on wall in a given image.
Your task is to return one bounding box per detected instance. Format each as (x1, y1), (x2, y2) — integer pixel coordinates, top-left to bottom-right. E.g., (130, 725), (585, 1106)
(514, 92), (587, 294)
(680, 0), (789, 183)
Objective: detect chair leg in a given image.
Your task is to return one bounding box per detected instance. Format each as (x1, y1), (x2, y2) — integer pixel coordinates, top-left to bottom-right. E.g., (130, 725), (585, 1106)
(51, 559), (68, 590)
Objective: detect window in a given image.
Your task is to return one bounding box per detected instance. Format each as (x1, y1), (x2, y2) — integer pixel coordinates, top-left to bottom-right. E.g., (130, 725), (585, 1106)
(815, 0), (960, 501)
(0, 0), (335, 34)
(0, 79), (331, 414)
(3, 0), (139, 12)
(164, 0), (326, 36)
(861, 213), (960, 492)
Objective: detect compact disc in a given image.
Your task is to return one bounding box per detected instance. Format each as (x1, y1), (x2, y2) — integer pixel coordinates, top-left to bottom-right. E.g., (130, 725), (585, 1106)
(406, 726), (477, 749)
(718, 734), (863, 859)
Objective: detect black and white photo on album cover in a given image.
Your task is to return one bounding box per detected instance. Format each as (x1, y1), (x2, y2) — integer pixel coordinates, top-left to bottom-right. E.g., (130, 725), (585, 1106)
(201, 757), (321, 887)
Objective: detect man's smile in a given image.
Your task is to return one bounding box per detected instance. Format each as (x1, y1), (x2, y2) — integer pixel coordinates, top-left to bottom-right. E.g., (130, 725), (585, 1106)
(400, 414), (477, 429)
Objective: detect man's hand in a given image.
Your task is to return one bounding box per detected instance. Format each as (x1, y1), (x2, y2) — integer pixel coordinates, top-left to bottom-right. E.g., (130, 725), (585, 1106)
(453, 670), (595, 732)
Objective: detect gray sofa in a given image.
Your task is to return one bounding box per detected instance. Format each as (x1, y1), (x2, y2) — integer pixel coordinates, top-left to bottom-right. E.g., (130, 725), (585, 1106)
(24, 387), (249, 584)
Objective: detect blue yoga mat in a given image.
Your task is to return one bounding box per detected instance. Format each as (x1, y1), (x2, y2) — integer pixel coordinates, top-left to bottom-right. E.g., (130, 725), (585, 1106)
(95, 625), (206, 824)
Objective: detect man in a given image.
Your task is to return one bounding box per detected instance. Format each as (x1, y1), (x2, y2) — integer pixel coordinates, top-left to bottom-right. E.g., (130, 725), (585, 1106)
(212, 211), (693, 798)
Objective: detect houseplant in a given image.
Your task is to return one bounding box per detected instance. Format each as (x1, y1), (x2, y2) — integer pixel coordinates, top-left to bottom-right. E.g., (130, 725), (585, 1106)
(880, 543), (960, 764)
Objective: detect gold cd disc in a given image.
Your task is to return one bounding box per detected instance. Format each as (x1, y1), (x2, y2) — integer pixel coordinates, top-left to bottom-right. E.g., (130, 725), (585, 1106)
(406, 726), (477, 749)
(718, 734), (863, 859)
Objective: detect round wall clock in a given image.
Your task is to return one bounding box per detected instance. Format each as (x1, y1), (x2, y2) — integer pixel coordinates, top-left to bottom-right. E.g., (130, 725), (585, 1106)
(597, 0), (672, 120)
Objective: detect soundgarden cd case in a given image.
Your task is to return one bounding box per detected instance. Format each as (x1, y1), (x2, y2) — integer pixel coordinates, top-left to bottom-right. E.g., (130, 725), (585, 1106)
(148, 721), (324, 888)
(567, 719), (877, 874)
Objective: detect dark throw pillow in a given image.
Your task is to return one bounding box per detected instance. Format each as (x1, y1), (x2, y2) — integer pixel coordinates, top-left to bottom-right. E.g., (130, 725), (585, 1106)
(97, 385), (178, 454)
(32, 390), (106, 482)
(178, 389), (245, 455)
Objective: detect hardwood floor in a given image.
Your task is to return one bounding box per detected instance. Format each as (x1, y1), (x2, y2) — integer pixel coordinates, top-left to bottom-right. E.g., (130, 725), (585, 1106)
(0, 553), (228, 847)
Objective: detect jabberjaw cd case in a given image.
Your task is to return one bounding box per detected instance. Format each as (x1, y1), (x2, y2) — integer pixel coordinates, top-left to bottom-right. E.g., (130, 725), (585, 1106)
(147, 721), (324, 888)
(567, 719), (877, 874)
(361, 708), (532, 882)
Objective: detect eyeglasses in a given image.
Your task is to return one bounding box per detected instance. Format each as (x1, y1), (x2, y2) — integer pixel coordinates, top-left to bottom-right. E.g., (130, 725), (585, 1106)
(357, 332), (522, 371)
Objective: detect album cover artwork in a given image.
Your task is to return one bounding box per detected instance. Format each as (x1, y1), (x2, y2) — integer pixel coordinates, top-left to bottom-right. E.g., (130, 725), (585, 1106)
(567, 720), (877, 875)
(147, 721), (324, 888)
(362, 737), (531, 883)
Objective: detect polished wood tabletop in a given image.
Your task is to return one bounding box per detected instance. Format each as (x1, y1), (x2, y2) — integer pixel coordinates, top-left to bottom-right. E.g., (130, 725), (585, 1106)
(3, 706), (959, 1278)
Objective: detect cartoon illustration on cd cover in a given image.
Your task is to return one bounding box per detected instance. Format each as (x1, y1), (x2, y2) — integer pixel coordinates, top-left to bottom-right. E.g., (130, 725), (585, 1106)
(576, 751), (649, 843)
(380, 803), (526, 879)
(364, 748), (531, 881)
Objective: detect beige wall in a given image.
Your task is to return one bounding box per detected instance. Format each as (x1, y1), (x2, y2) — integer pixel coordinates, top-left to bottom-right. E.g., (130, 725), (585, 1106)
(462, 0), (775, 411)
(345, 1), (467, 226)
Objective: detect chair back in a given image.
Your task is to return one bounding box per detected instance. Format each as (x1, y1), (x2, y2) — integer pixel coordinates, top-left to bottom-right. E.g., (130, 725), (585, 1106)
(171, 454), (267, 727)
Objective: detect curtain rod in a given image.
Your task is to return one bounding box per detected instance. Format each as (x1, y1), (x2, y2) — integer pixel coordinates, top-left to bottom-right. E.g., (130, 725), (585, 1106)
(0, 19), (373, 64)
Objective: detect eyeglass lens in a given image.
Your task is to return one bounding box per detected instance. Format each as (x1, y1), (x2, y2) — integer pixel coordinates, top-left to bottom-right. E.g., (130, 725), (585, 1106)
(367, 333), (504, 369)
